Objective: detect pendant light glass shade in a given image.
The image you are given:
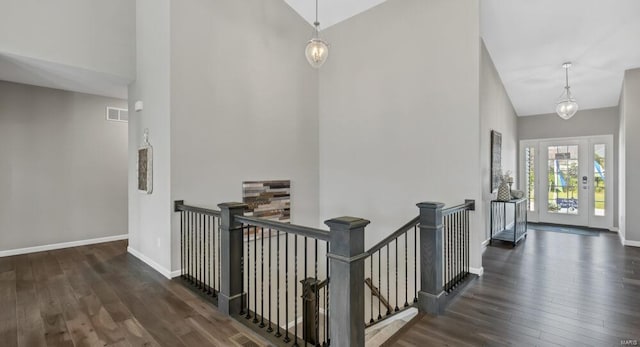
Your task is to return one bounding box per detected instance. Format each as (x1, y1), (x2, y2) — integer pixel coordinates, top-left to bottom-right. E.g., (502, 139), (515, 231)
(306, 0), (328, 68)
(305, 38), (329, 68)
(556, 62), (579, 120)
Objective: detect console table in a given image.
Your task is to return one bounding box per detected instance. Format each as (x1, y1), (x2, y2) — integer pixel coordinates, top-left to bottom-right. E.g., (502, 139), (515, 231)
(490, 198), (528, 247)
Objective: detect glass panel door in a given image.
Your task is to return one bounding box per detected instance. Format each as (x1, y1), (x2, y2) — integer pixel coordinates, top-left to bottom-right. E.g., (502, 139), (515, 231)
(539, 139), (589, 226)
(522, 135), (614, 229)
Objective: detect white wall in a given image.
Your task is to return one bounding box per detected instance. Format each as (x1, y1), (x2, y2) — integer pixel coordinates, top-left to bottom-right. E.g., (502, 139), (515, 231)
(0, 81), (128, 252)
(0, 0), (135, 80)
(479, 40), (519, 240)
(127, 0), (173, 275)
(620, 68), (640, 243)
(169, 0), (320, 272)
(319, 0), (483, 269)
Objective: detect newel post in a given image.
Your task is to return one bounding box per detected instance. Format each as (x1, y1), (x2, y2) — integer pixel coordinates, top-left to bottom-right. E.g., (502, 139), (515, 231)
(325, 217), (370, 347)
(218, 202), (247, 315)
(417, 202), (446, 314)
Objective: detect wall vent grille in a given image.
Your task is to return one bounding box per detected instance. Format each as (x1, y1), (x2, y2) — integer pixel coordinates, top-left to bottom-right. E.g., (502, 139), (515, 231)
(106, 107), (129, 122)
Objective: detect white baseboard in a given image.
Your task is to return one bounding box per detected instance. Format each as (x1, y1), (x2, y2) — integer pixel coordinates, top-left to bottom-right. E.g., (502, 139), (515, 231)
(618, 229), (626, 246)
(481, 239), (490, 249)
(625, 239), (640, 247)
(170, 270), (182, 278)
(0, 234), (128, 258)
(469, 267), (484, 276)
(127, 246), (175, 280)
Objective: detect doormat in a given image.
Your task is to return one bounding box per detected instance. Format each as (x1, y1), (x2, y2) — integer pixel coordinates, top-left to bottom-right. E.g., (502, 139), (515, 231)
(528, 223), (601, 237)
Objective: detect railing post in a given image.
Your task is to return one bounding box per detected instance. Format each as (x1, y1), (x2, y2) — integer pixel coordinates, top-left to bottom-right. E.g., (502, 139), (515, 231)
(218, 202), (247, 316)
(301, 278), (320, 345)
(326, 217), (370, 347)
(417, 202), (446, 314)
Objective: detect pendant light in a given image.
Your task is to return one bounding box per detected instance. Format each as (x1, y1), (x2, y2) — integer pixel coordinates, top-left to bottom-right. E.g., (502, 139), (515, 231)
(305, 0), (329, 68)
(556, 62), (579, 120)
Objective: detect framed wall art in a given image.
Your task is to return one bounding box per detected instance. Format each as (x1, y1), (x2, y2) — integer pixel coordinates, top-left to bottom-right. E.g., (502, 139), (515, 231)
(242, 180), (290, 223)
(138, 129), (153, 194)
(491, 130), (502, 192)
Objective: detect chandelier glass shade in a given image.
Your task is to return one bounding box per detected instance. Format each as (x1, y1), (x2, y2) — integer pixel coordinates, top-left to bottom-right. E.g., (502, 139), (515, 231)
(556, 62), (579, 120)
(305, 0), (328, 68)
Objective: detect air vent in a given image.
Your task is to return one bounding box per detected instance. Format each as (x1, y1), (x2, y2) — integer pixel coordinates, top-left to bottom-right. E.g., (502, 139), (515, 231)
(106, 107), (129, 122)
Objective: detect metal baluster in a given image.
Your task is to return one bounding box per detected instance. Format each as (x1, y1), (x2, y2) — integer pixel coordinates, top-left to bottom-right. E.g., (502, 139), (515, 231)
(394, 239), (399, 312)
(294, 234), (299, 347)
(275, 230), (281, 338)
(212, 216), (217, 296)
(457, 212), (461, 283)
(377, 251), (382, 320)
(386, 244), (390, 316)
(326, 243), (330, 347)
(253, 226), (259, 324)
(180, 211), (184, 278)
(207, 216), (212, 294)
(260, 227), (265, 328)
(466, 210), (470, 276)
(404, 231), (409, 307)
(369, 255), (374, 324)
(445, 215), (450, 292)
(218, 217), (221, 293)
(189, 212), (193, 284)
(314, 239), (319, 346)
(414, 225), (418, 303)
(199, 214), (203, 289)
(196, 214), (201, 288)
(267, 228), (273, 333)
(284, 233), (290, 343)
(245, 225), (252, 319)
(240, 225), (246, 316)
(303, 236), (308, 344)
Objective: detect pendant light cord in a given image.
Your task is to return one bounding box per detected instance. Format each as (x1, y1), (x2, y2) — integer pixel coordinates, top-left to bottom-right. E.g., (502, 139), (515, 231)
(314, 0), (320, 35)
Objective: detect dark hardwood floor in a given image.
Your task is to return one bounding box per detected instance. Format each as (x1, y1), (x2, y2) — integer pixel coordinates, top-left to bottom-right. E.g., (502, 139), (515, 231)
(0, 240), (270, 347)
(2, 227), (639, 346)
(395, 226), (640, 347)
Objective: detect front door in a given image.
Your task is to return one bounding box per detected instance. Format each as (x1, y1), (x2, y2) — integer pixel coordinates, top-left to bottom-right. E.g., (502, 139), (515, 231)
(520, 135), (614, 229)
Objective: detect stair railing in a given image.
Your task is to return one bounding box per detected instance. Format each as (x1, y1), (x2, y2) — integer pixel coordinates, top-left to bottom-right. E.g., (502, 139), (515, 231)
(174, 199), (475, 346)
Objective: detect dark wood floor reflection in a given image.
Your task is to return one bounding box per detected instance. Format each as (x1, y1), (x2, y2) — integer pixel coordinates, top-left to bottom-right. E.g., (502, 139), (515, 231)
(395, 226), (640, 347)
(0, 240), (269, 347)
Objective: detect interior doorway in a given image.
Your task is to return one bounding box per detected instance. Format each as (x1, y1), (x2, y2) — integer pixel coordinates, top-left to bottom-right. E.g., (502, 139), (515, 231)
(520, 135), (614, 229)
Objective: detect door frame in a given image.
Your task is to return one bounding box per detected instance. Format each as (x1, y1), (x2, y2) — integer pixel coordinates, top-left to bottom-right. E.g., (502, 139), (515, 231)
(519, 135), (615, 230)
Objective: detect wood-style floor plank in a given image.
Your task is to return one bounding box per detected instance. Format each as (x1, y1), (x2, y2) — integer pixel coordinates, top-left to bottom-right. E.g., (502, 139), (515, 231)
(396, 226), (640, 346)
(0, 240), (270, 347)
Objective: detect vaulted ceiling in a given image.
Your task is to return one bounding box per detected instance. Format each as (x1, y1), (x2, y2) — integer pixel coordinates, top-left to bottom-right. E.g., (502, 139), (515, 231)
(284, 0), (388, 30)
(286, 0), (640, 116)
(481, 0), (640, 116)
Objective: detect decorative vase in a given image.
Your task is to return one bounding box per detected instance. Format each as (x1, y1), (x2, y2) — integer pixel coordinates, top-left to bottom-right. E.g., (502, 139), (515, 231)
(497, 181), (511, 201)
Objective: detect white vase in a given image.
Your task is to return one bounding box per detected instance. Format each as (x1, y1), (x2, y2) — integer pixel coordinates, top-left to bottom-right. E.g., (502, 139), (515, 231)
(497, 182), (511, 201)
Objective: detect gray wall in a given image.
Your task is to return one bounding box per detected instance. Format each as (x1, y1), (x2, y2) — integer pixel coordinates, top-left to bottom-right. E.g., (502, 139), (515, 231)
(480, 40), (519, 240)
(518, 106), (620, 226)
(319, 0), (484, 270)
(127, 0), (173, 274)
(0, 0), (135, 80)
(620, 68), (640, 243)
(0, 81), (128, 251)
(169, 0), (320, 271)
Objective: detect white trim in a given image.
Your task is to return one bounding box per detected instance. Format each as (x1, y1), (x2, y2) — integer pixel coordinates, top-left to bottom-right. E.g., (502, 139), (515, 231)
(127, 246), (173, 279)
(625, 239), (640, 248)
(469, 267), (484, 276)
(618, 228), (626, 246)
(481, 239), (490, 249)
(0, 234), (128, 258)
(170, 270), (182, 278)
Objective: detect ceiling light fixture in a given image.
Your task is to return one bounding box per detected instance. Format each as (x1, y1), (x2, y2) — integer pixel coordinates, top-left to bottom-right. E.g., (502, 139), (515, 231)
(305, 0), (329, 68)
(556, 62), (579, 120)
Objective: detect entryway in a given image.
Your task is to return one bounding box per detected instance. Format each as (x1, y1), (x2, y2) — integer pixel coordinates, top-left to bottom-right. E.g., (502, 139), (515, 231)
(520, 135), (614, 230)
